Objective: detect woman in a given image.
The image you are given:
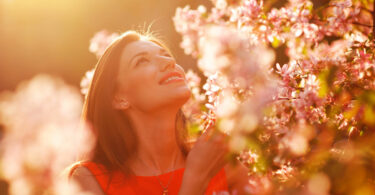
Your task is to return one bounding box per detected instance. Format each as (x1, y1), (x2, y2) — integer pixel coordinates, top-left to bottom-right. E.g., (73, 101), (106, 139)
(70, 30), (249, 195)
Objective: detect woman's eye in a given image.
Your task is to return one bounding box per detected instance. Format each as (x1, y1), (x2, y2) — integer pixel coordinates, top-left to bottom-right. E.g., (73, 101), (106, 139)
(163, 53), (171, 57)
(135, 57), (149, 66)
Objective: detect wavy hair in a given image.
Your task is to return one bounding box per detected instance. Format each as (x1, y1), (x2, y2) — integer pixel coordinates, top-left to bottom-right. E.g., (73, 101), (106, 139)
(81, 30), (190, 177)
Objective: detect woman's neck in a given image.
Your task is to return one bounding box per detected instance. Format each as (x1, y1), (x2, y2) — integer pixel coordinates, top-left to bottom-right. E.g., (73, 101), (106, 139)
(126, 107), (186, 176)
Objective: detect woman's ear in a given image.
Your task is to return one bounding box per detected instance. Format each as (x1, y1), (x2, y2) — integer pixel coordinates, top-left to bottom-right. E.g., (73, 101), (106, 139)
(112, 95), (130, 110)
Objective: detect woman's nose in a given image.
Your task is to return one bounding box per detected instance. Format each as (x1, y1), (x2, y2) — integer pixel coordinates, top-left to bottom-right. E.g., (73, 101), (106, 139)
(160, 56), (176, 71)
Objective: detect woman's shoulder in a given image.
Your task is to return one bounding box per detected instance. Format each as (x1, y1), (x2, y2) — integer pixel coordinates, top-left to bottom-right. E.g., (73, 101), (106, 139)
(67, 161), (96, 177)
(70, 162), (105, 195)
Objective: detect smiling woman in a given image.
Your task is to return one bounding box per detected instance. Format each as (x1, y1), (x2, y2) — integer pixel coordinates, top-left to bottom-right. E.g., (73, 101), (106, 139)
(68, 30), (249, 195)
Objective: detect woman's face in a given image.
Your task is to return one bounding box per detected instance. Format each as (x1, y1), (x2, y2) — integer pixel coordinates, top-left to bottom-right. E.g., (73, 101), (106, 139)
(114, 40), (191, 112)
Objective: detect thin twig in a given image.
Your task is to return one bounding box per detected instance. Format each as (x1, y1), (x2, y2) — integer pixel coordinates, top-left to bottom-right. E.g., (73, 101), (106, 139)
(359, 6), (373, 14)
(263, 0), (279, 12)
(351, 21), (374, 28)
(311, 18), (374, 28)
(276, 97), (299, 101)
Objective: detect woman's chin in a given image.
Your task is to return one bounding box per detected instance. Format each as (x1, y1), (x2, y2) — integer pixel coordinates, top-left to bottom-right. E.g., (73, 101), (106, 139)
(179, 86), (192, 102)
(167, 88), (191, 107)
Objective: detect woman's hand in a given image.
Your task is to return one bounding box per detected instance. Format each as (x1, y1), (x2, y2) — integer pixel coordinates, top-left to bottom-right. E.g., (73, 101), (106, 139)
(187, 127), (230, 179)
(179, 127), (230, 195)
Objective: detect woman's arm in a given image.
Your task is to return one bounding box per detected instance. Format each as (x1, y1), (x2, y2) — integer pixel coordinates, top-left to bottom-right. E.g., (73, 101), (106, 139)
(179, 128), (230, 195)
(179, 160), (250, 195)
(179, 169), (211, 195)
(70, 166), (105, 195)
(224, 160), (250, 194)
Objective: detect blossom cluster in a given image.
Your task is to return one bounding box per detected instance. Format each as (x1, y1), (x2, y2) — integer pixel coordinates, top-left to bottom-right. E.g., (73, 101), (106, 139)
(174, 0), (375, 194)
(0, 75), (94, 195)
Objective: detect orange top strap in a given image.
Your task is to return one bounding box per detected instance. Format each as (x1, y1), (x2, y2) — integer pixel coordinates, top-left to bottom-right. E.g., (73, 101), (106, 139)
(70, 161), (228, 195)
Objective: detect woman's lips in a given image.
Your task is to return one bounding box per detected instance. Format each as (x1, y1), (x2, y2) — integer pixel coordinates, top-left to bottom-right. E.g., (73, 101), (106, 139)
(160, 76), (185, 85)
(159, 71), (184, 85)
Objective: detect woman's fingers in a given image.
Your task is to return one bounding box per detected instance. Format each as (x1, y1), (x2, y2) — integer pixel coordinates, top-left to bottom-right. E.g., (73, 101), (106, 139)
(199, 126), (215, 141)
(211, 130), (228, 142)
(198, 126), (229, 150)
(186, 126), (231, 182)
(196, 125), (230, 155)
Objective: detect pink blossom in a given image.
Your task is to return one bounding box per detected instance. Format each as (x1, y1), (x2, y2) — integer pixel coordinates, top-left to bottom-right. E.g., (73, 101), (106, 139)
(238, 150), (260, 166)
(273, 163), (296, 182)
(173, 5), (207, 56)
(246, 174), (273, 194)
(330, 0), (352, 8)
(89, 30), (119, 59)
(173, 0), (375, 192)
(0, 74), (94, 194)
(229, 0), (263, 24)
(80, 68), (95, 96)
(182, 70), (206, 125)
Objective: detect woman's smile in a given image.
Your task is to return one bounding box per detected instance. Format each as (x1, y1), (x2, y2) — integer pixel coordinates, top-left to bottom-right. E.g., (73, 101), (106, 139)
(159, 71), (185, 85)
(160, 77), (185, 85)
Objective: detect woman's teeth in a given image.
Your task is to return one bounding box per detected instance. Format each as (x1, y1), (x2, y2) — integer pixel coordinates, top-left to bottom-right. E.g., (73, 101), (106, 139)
(162, 76), (182, 84)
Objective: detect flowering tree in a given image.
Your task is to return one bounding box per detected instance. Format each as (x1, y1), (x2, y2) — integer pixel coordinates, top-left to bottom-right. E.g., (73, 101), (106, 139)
(173, 0), (375, 194)
(78, 1), (375, 192)
(0, 75), (95, 195)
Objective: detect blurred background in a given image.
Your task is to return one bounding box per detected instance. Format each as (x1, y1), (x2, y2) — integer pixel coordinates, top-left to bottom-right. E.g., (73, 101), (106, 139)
(0, 0), (322, 92)
(0, 0), (215, 92)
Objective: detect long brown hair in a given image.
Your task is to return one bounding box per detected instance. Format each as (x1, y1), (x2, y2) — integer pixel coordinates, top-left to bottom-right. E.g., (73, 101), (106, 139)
(82, 30), (190, 177)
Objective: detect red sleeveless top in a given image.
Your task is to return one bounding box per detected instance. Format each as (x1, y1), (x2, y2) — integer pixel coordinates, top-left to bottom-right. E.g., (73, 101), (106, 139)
(71, 161), (228, 195)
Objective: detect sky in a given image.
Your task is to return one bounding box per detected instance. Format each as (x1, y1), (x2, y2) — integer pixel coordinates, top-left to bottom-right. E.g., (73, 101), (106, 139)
(0, 0), (208, 91)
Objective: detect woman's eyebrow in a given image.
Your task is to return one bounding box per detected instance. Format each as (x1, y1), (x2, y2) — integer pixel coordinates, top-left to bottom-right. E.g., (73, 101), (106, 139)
(129, 51), (147, 65)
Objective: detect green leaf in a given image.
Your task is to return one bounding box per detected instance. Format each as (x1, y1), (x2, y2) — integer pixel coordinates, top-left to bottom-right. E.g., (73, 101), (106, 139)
(271, 36), (280, 48)
(187, 122), (201, 136)
(318, 71), (329, 98)
(283, 26), (291, 33)
(261, 13), (267, 20)
(343, 101), (360, 119)
(306, 3), (313, 12)
(302, 45), (308, 56)
(318, 67), (337, 97)
(363, 105), (375, 125)
(359, 90), (375, 106)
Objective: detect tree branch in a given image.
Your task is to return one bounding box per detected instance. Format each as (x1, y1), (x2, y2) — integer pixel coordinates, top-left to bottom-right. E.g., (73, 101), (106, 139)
(359, 6), (373, 14)
(311, 18), (374, 28)
(351, 21), (374, 28)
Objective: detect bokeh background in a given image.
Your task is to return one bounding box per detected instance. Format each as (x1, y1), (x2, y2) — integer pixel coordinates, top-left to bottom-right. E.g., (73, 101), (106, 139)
(0, 0), (323, 91)
(0, 0), (216, 92)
